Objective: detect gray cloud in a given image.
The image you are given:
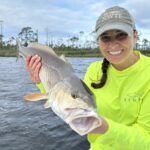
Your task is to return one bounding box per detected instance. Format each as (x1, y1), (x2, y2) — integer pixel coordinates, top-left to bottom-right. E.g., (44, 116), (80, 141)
(121, 0), (150, 28)
(0, 0), (149, 42)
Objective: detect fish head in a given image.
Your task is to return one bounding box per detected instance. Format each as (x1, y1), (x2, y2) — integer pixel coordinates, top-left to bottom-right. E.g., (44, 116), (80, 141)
(63, 76), (96, 109)
(73, 80), (95, 107)
(47, 77), (96, 120)
(48, 81), (100, 136)
(48, 81), (94, 110)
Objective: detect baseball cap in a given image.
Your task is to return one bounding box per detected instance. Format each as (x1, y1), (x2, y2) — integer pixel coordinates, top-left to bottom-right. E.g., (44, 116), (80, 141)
(95, 6), (136, 40)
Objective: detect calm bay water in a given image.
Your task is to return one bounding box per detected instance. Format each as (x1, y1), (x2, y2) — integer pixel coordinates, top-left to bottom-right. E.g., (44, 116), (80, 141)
(0, 57), (101, 150)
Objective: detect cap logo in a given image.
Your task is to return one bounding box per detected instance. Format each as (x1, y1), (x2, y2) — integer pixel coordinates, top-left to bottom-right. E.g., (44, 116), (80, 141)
(101, 10), (122, 22)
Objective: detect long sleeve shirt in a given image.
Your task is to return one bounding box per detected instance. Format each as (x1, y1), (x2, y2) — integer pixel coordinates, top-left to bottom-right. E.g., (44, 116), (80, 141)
(83, 51), (150, 150)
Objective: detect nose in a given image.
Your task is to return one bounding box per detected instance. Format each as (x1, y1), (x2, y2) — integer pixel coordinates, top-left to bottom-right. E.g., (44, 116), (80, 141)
(108, 40), (120, 50)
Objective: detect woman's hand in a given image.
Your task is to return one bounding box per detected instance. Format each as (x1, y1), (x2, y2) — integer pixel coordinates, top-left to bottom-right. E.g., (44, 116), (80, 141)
(26, 55), (42, 84)
(90, 118), (108, 134)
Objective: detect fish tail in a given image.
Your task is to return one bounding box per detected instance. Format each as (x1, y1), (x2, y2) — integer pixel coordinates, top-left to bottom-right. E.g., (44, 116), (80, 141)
(16, 38), (21, 61)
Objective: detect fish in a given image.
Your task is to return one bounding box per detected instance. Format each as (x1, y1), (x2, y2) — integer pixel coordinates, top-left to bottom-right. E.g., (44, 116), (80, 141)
(17, 40), (102, 136)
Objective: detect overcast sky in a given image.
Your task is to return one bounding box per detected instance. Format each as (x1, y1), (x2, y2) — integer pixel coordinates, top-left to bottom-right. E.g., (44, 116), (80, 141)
(0, 0), (150, 43)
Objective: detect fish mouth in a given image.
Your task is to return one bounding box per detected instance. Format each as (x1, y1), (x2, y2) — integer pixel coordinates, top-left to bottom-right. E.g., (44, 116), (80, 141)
(64, 108), (102, 135)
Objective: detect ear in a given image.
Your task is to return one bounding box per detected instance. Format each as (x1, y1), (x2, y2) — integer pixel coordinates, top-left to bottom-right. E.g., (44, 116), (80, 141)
(133, 31), (138, 44)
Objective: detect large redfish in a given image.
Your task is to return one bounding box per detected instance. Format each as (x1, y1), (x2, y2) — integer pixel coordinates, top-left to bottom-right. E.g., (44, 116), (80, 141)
(17, 41), (102, 135)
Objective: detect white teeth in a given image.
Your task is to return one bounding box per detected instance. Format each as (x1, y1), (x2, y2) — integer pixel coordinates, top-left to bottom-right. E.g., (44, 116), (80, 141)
(109, 50), (122, 55)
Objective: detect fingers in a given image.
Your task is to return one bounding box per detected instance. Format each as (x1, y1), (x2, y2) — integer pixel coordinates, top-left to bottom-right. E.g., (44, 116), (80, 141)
(28, 55), (38, 68)
(26, 55), (32, 70)
(33, 61), (42, 81)
(25, 55), (42, 84)
(31, 56), (41, 71)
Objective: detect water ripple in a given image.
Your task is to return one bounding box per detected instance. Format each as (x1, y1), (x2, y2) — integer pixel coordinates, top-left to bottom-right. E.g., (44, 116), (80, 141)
(0, 57), (101, 150)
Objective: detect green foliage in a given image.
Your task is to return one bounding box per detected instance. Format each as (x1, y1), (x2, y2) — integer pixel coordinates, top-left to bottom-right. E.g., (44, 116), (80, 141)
(1, 45), (150, 57)
(18, 27), (38, 46)
(0, 47), (17, 57)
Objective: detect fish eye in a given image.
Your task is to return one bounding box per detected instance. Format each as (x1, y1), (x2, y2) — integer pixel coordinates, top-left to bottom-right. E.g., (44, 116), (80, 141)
(71, 93), (77, 99)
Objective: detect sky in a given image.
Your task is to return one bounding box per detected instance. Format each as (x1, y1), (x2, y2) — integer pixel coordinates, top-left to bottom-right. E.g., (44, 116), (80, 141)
(0, 0), (150, 44)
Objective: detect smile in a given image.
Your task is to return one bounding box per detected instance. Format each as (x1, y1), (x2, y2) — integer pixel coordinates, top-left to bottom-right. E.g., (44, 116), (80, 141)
(108, 50), (122, 55)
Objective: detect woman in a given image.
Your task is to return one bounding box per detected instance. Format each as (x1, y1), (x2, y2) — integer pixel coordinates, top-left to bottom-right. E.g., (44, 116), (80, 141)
(26, 6), (150, 150)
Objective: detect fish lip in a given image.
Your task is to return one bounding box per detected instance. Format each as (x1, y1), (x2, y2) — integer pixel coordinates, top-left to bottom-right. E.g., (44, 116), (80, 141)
(65, 108), (97, 123)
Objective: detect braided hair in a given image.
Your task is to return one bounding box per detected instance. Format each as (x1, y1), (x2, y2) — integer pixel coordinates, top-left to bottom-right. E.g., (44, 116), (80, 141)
(91, 58), (110, 89)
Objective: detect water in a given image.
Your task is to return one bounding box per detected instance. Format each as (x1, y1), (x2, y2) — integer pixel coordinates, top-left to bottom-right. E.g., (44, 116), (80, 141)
(0, 57), (101, 150)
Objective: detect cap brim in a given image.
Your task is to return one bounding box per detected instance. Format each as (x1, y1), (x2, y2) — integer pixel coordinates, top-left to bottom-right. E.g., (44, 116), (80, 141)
(96, 22), (133, 40)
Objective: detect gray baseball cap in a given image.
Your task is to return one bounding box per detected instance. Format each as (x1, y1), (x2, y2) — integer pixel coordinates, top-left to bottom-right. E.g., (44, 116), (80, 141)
(95, 6), (136, 40)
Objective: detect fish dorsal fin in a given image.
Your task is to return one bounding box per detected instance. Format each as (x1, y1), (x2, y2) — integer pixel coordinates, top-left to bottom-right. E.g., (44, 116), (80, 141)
(59, 54), (70, 63)
(28, 43), (57, 56)
(24, 93), (48, 101)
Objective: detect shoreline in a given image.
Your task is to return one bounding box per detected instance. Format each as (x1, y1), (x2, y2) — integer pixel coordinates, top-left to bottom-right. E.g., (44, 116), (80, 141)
(0, 49), (150, 58)
(0, 49), (102, 57)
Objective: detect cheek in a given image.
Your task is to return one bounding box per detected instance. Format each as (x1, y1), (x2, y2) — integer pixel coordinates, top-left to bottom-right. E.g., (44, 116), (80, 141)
(120, 37), (134, 51)
(126, 40), (134, 50)
(99, 43), (108, 55)
(126, 37), (135, 47)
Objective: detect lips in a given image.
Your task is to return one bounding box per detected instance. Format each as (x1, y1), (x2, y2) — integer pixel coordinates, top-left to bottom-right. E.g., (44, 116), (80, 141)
(108, 50), (123, 55)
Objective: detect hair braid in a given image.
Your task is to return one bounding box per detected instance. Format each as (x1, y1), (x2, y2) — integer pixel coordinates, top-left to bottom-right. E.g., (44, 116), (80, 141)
(91, 58), (109, 89)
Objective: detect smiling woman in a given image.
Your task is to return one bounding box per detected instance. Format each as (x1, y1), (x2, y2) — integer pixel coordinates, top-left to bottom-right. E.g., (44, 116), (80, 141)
(83, 6), (150, 150)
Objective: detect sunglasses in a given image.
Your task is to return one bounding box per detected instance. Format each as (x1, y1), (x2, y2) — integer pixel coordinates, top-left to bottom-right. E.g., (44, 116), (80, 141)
(100, 32), (128, 43)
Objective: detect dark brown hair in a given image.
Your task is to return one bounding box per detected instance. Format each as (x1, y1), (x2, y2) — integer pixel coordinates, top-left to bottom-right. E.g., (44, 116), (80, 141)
(91, 58), (110, 88)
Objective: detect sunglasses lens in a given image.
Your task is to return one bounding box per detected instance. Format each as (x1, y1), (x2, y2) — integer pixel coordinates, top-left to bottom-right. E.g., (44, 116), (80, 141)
(116, 32), (128, 41)
(100, 31), (128, 43)
(100, 36), (111, 42)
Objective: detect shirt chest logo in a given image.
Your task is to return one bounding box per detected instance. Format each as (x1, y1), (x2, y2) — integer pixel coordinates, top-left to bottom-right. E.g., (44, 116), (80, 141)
(124, 93), (143, 102)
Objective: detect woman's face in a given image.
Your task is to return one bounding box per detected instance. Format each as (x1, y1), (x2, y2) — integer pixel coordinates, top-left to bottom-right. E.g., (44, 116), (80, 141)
(98, 30), (138, 70)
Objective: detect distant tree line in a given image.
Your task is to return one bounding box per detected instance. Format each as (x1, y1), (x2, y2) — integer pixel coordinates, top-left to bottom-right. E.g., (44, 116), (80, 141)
(0, 26), (150, 51)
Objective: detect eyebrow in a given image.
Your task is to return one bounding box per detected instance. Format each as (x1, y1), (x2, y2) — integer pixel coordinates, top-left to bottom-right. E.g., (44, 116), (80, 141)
(100, 30), (124, 36)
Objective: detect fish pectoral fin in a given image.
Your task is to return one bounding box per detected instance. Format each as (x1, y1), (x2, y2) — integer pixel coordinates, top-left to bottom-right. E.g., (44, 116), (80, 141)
(44, 100), (52, 109)
(24, 93), (48, 101)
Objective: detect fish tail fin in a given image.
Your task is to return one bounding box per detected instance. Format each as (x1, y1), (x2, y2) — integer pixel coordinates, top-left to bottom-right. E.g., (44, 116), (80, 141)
(16, 38), (21, 61)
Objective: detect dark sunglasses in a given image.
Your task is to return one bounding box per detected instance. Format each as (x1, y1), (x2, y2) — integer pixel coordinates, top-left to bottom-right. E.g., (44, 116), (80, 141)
(100, 32), (128, 43)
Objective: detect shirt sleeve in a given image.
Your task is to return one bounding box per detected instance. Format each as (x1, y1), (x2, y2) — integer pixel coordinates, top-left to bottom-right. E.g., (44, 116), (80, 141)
(95, 92), (150, 150)
(36, 82), (46, 93)
(84, 64), (150, 150)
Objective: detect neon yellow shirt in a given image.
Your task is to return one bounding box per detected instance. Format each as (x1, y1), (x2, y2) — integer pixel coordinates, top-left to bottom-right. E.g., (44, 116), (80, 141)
(36, 82), (46, 93)
(84, 51), (150, 150)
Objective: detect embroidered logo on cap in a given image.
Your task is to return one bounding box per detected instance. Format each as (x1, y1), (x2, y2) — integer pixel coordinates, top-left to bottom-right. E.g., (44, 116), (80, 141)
(101, 11), (122, 23)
